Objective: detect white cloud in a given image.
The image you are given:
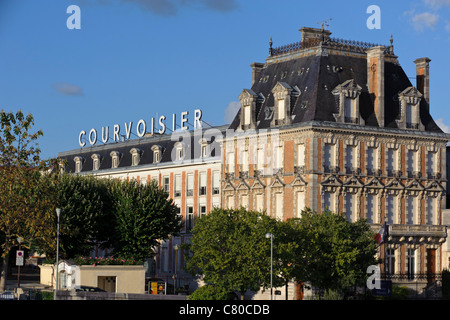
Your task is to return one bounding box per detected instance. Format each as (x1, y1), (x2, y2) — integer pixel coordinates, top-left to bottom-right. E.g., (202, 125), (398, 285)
(224, 101), (240, 123)
(435, 118), (450, 133)
(424, 0), (450, 8)
(52, 82), (83, 96)
(411, 12), (439, 31)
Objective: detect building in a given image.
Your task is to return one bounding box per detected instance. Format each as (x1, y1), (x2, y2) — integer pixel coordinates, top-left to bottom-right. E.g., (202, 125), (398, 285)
(59, 26), (450, 298)
(223, 27), (449, 296)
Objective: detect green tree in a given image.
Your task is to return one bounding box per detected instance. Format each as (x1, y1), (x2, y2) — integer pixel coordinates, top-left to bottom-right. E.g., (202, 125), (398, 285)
(109, 179), (182, 261)
(0, 110), (56, 291)
(291, 209), (380, 296)
(184, 207), (277, 299)
(50, 174), (114, 260)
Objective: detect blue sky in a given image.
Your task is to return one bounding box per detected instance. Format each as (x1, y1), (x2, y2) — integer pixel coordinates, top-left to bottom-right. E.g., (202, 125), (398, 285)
(1, 0), (450, 160)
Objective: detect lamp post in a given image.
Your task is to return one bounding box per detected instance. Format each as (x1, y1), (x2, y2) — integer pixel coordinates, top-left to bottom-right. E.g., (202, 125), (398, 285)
(54, 208), (61, 300)
(173, 244), (179, 295)
(265, 233), (274, 300)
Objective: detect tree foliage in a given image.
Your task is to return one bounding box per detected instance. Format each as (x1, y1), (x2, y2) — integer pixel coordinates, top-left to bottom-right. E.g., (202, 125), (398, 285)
(184, 207), (277, 298)
(289, 209), (380, 293)
(0, 110), (55, 291)
(108, 179), (182, 261)
(185, 206), (380, 299)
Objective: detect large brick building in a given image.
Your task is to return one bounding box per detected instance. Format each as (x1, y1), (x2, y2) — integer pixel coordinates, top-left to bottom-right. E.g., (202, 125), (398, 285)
(59, 26), (450, 298)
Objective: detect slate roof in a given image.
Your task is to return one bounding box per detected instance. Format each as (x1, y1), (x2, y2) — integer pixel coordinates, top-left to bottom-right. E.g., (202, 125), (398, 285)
(58, 125), (228, 174)
(228, 36), (443, 133)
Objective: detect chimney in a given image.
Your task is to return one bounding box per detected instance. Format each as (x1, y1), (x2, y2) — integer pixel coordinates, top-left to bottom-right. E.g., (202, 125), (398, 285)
(250, 62), (264, 86)
(366, 46), (386, 127)
(414, 57), (431, 106)
(299, 27), (331, 43)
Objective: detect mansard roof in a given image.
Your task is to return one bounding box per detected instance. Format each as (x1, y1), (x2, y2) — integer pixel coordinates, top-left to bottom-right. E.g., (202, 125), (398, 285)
(229, 29), (443, 133)
(58, 125), (228, 173)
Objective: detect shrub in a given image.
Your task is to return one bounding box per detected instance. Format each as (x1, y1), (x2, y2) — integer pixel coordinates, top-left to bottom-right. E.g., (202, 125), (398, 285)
(188, 285), (230, 300)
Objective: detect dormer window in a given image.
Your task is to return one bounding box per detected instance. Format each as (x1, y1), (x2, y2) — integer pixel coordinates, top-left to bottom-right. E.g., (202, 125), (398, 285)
(174, 142), (184, 161)
(271, 82), (293, 126)
(199, 138), (210, 159)
(332, 79), (363, 125)
(151, 145), (163, 164)
(397, 87), (423, 130)
(110, 151), (122, 169)
(74, 156), (84, 173)
(59, 161), (66, 174)
(238, 89), (258, 130)
(91, 153), (102, 171)
(130, 148), (142, 166)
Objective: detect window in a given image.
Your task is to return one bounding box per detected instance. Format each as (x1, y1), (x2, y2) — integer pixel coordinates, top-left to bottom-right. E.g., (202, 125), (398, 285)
(366, 147), (377, 175)
(296, 191), (305, 218)
(163, 176), (170, 193)
(345, 145), (356, 174)
(255, 194), (264, 212)
(243, 105), (251, 125)
(345, 193), (356, 222)
(366, 194), (376, 224)
(186, 206), (194, 231)
(426, 151), (436, 178)
(386, 195), (396, 224)
(227, 152), (234, 173)
(387, 249), (395, 275)
(426, 197), (435, 225)
(297, 144), (305, 168)
(323, 192), (334, 211)
(406, 196), (417, 225)
(323, 143), (335, 172)
(174, 174), (181, 197)
(199, 172), (207, 196)
(344, 98), (356, 123)
(175, 142), (184, 161)
(74, 156), (84, 173)
(257, 147), (265, 171)
(212, 171), (220, 195)
(241, 194), (249, 209)
(407, 149), (417, 176)
(275, 193), (283, 220)
(199, 204), (207, 218)
(278, 100), (285, 120)
(91, 154), (102, 171)
(110, 151), (121, 169)
(187, 173), (194, 196)
(275, 145), (283, 170)
(130, 148), (142, 166)
(407, 249), (416, 280)
(241, 149), (249, 172)
(386, 148), (397, 176)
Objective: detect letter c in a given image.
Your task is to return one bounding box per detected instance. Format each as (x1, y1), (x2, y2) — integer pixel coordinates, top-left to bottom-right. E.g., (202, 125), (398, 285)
(79, 130), (86, 147)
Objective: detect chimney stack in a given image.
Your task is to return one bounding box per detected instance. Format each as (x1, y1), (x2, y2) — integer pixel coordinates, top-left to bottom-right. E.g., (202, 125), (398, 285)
(250, 62), (264, 86)
(414, 57), (431, 106)
(366, 46), (386, 127)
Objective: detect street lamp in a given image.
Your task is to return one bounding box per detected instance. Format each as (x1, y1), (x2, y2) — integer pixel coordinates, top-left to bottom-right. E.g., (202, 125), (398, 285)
(54, 208), (61, 300)
(173, 244), (179, 295)
(265, 232), (274, 300)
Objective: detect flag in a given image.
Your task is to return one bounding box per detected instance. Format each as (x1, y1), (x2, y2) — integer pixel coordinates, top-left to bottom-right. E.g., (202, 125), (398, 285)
(374, 223), (386, 244)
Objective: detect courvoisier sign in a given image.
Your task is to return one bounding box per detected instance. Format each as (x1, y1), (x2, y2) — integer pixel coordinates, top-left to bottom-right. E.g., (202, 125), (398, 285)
(78, 109), (203, 147)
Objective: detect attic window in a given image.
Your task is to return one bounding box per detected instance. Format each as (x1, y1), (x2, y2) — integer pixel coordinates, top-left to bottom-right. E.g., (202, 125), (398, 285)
(110, 151), (121, 169)
(151, 145), (163, 164)
(130, 148), (142, 166)
(74, 156), (84, 173)
(397, 87), (423, 130)
(332, 79), (362, 125)
(174, 142), (184, 161)
(91, 153), (102, 171)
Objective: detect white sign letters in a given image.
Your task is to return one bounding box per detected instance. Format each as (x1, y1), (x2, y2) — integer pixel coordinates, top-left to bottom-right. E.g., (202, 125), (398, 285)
(78, 109), (203, 147)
